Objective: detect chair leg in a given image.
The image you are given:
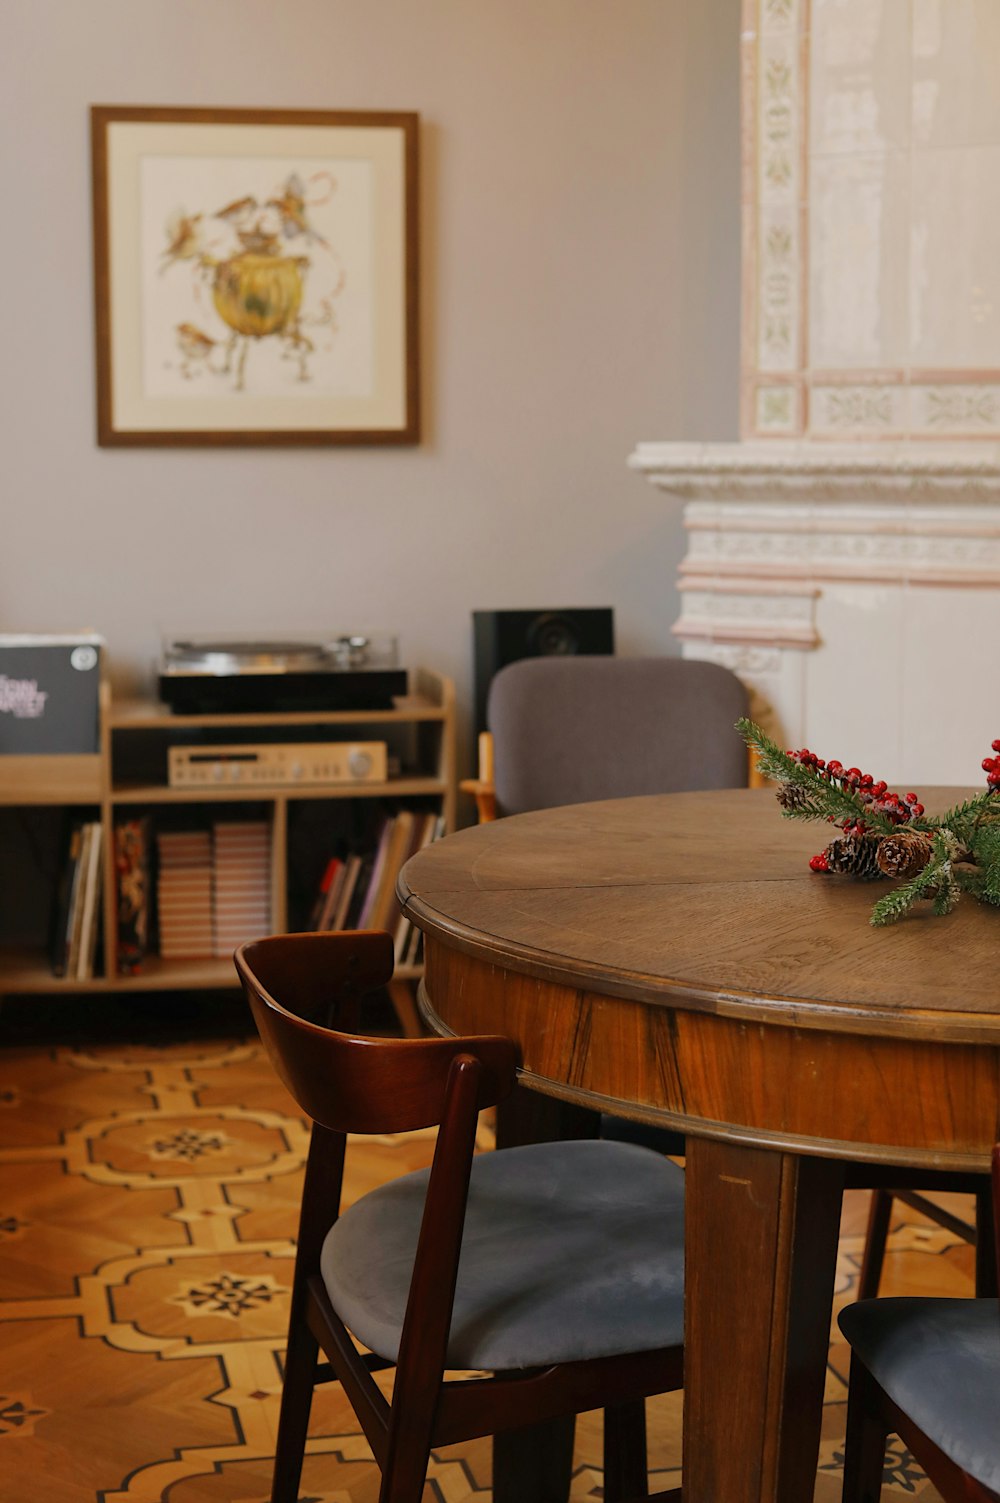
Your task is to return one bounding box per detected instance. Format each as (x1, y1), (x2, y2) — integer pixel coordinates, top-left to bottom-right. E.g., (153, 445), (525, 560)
(271, 1314), (319, 1503)
(840, 1355), (887, 1503)
(975, 1184), (998, 1297)
(603, 1399), (648, 1503)
(493, 1417), (576, 1503)
(857, 1190), (893, 1300)
(378, 1437), (433, 1503)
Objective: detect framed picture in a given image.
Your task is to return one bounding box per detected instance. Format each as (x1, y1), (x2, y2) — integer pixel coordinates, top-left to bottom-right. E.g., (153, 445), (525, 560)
(91, 107), (419, 446)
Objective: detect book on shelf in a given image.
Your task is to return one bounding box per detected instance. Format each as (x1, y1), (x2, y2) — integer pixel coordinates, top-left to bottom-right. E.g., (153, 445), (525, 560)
(355, 817), (395, 930)
(49, 817), (103, 980)
(390, 811), (441, 962)
(308, 856), (340, 930)
(62, 821), (103, 980)
(329, 853), (363, 931)
(76, 821), (103, 981)
(157, 829), (214, 960)
(212, 818), (270, 957)
(65, 824), (92, 979)
(315, 858), (346, 930)
(114, 815), (151, 975)
(369, 810), (415, 934)
(50, 817), (84, 978)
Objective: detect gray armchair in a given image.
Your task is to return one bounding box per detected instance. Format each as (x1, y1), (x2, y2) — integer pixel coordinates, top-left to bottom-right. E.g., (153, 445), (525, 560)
(462, 655), (750, 822)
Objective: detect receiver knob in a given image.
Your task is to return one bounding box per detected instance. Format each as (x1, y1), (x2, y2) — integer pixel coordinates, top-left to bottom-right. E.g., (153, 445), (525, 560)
(348, 750), (373, 778)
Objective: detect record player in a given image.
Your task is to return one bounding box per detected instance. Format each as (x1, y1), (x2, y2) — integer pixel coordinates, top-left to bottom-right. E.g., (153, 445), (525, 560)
(158, 633), (407, 715)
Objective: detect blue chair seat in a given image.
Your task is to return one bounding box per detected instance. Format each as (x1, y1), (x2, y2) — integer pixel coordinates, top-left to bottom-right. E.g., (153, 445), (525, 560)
(839, 1298), (1000, 1493)
(322, 1138), (685, 1372)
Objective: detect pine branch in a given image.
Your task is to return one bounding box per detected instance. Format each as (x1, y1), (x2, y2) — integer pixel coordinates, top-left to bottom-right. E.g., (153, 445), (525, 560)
(970, 822), (1000, 905)
(737, 719), (896, 835)
(869, 855), (945, 927)
(928, 790), (1000, 839)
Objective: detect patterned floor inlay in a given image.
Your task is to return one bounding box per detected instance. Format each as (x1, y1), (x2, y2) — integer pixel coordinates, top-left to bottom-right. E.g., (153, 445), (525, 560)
(0, 1027), (971, 1500)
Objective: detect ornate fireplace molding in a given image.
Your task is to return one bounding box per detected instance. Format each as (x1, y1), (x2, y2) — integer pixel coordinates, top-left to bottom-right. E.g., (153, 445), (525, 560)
(628, 442), (1000, 774)
(628, 441), (1000, 506)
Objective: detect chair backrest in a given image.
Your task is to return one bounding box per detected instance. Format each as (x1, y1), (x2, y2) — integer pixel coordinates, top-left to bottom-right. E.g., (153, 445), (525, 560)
(234, 931), (518, 1134)
(487, 655), (750, 816)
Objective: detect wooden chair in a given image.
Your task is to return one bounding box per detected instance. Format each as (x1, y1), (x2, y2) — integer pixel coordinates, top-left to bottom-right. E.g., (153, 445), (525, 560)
(234, 930), (685, 1503)
(838, 1144), (1000, 1503)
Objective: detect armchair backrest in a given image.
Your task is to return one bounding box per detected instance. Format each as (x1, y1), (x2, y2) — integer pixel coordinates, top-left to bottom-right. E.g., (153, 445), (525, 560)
(487, 655), (749, 816)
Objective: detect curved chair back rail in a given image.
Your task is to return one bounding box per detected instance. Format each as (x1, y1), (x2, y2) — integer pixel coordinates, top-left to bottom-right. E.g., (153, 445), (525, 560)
(487, 655), (749, 817)
(235, 932), (518, 1135)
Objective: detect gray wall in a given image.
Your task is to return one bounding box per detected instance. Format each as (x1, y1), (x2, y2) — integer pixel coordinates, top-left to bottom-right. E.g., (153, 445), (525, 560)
(1, 0), (740, 773)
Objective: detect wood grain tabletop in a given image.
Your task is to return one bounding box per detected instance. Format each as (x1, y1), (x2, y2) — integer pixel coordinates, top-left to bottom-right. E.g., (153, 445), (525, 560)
(399, 789), (999, 1040)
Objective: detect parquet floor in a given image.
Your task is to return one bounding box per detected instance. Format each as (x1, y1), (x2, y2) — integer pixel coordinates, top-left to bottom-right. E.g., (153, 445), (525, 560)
(0, 995), (972, 1502)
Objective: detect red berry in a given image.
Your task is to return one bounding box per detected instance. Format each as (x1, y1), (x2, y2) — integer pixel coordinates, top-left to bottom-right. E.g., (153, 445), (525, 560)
(809, 853), (829, 872)
(905, 792), (917, 803)
(992, 740), (1000, 752)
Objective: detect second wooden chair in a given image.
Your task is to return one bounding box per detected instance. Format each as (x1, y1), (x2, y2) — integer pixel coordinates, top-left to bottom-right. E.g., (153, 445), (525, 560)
(235, 930), (686, 1503)
(838, 1145), (1000, 1503)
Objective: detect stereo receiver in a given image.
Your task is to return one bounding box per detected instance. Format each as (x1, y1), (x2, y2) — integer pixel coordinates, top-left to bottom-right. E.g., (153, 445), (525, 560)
(168, 741), (388, 788)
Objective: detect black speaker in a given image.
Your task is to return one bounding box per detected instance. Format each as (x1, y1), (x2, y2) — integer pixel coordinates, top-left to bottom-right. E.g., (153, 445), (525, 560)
(472, 608), (615, 734)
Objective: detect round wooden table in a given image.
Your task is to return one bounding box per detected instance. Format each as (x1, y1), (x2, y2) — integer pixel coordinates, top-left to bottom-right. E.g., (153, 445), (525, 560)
(399, 788), (1000, 1503)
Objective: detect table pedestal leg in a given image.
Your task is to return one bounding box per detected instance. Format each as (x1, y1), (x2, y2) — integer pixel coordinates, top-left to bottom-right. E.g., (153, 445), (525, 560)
(684, 1137), (845, 1503)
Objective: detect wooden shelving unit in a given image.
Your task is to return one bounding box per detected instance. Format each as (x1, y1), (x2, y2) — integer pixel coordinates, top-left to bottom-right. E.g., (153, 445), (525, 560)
(0, 668), (455, 1000)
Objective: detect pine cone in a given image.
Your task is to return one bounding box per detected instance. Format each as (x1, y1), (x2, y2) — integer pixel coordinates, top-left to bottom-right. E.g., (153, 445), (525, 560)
(776, 781), (810, 811)
(875, 831), (933, 880)
(824, 833), (883, 880)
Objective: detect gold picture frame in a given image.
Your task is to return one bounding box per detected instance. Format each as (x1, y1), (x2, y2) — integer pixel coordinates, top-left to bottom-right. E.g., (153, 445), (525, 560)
(92, 106), (419, 446)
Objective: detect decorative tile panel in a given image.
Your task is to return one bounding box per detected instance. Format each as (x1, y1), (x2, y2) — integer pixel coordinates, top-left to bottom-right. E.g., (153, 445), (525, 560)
(810, 383), (909, 436)
(914, 385), (1000, 433)
(755, 383), (799, 433)
(739, 0), (1000, 436)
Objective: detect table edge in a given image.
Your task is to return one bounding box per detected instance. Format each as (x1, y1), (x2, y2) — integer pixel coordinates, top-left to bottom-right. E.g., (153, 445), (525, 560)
(401, 884), (1000, 1046)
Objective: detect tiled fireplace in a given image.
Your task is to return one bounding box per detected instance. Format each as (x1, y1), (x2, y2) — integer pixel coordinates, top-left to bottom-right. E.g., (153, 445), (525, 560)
(631, 0), (1000, 783)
